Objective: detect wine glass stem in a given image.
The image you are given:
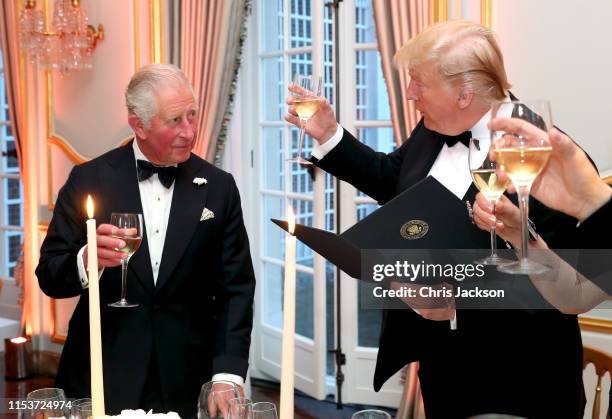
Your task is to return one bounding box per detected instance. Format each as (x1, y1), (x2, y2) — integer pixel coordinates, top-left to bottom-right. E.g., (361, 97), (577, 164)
(297, 118), (307, 158)
(489, 199), (498, 257)
(120, 258), (128, 302)
(517, 184), (531, 262)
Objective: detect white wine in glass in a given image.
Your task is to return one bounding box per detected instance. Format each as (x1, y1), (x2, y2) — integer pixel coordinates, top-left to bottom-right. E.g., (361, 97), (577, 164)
(468, 138), (512, 265)
(491, 100), (553, 275)
(108, 212), (143, 308)
(288, 74), (322, 166)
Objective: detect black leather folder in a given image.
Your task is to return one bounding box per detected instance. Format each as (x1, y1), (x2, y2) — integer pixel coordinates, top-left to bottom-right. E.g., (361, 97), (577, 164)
(272, 176), (491, 280)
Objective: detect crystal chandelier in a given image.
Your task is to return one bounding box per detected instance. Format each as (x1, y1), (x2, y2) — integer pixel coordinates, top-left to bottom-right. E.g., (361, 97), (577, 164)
(19, 0), (104, 73)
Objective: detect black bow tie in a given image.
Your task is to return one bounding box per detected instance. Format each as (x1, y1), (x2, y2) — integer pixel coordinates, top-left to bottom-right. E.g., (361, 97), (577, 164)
(137, 160), (177, 188)
(442, 131), (472, 148)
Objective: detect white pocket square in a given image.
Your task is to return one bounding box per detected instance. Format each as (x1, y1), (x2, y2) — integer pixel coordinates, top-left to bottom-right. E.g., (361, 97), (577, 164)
(200, 208), (215, 221)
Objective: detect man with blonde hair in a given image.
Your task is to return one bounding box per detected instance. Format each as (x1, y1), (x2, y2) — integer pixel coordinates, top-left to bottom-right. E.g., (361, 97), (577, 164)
(286, 20), (583, 418)
(37, 64), (255, 417)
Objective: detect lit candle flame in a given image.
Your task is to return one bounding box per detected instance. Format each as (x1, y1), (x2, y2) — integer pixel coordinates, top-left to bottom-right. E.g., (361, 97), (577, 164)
(86, 195), (94, 219)
(10, 337), (27, 344)
(287, 205), (295, 235)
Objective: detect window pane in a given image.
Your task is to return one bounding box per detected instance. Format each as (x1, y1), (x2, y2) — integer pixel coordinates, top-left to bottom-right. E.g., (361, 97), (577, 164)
(355, 50), (390, 120)
(324, 172), (334, 231)
(357, 127), (395, 153)
(290, 0), (312, 48)
(326, 260), (335, 374)
(6, 178), (21, 200)
(290, 198), (313, 267)
(289, 128), (313, 194)
(8, 233), (22, 264)
(5, 140), (18, 169)
(324, 4), (334, 105)
(296, 271), (314, 339)
(263, 261), (283, 329)
(263, 195), (284, 260)
(356, 203), (378, 222)
(358, 306), (382, 347)
(262, 128), (284, 191)
(262, 0), (284, 52)
(355, 0), (377, 44)
(263, 263), (314, 339)
(7, 203), (21, 226)
(262, 56), (285, 121)
(290, 52), (313, 79)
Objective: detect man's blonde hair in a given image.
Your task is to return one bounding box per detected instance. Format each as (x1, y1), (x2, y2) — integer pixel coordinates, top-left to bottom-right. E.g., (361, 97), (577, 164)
(394, 20), (511, 102)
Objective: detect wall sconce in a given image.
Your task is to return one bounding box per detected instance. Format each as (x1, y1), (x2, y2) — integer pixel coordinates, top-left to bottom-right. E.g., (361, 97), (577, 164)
(19, 0), (104, 73)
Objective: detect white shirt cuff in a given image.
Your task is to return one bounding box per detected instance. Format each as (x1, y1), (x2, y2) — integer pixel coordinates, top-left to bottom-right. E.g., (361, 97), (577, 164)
(77, 245), (104, 289)
(311, 124), (344, 160)
(212, 373), (244, 387)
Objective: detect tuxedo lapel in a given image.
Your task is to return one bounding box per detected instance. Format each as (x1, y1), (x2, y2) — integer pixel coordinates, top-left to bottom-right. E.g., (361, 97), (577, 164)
(400, 126), (445, 191)
(100, 143), (155, 295)
(155, 155), (209, 292)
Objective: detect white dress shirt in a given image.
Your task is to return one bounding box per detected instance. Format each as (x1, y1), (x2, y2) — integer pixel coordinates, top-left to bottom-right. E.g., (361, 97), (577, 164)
(76, 140), (243, 386)
(313, 108), (502, 200)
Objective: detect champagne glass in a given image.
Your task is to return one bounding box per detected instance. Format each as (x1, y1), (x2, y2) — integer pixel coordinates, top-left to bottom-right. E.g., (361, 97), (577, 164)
(252, 402), (278, 419)
(227, 397), (252, 419)
(468, 137), (512, 265)
(198, 381), (240, 419)
(70, 398), (92, 419)
(491, 100), (553, 274)
(108, 212), (143, 307)
(351, 409), (392, 419)
(288, 74), (323, 166)
(26, 387), (66, 419)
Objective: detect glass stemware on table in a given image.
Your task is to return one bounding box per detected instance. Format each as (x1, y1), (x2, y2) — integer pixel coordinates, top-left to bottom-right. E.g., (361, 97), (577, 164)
(351, 409), (392, 419)
(227, 397), (252, 419)
(288, 74), (323, 166)
(251, 402), (278, 419)
(468, 136), (512, 265)
(491, 100), (553, 275)
(26, 387), (66, 419)
(108, 212), (143, 308)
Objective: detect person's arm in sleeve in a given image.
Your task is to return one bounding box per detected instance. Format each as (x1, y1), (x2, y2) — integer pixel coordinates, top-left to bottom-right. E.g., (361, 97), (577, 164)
(212, 174), (256, 380)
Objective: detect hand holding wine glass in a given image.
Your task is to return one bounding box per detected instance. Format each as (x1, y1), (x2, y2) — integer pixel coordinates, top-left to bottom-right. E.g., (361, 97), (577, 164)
(491, 100), (553, 274)
(468, 137), (511, 265)
(108, 212), (143, 308)
(489, 117), (612, 222)
(198, 381), (240, 419)
(285, 74), (323, 165)
(285, 85), (337, 145)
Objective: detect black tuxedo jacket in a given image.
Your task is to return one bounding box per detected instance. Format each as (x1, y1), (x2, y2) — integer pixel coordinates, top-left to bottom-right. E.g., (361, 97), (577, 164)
(36, 143), (255, 418)
(314, 120), (585, 419)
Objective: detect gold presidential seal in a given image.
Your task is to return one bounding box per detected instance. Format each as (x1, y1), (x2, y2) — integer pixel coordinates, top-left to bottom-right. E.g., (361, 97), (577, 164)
(400, 220), (429, 240)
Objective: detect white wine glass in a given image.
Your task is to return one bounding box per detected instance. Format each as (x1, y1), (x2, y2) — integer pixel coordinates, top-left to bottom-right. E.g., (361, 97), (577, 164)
(288, 74), (323, 166)
(351, 409), (392, 419)
(252, 402), (278, 419)
(468, 137), (512, 265)
(108, 212), (143, 308)
(491, 100), (553, 275)
(197, 381), (240, 419)
(227, 397), (252, 419)
(26, 387), (66, 419)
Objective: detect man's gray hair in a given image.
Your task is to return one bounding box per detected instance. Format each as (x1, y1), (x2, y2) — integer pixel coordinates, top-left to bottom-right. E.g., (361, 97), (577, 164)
(125, 64), (196, 128)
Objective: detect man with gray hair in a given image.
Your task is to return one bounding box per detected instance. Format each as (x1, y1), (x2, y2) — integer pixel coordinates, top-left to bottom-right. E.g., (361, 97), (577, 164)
(37, 64), (255, 417)
(286, 20), (584, 418)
